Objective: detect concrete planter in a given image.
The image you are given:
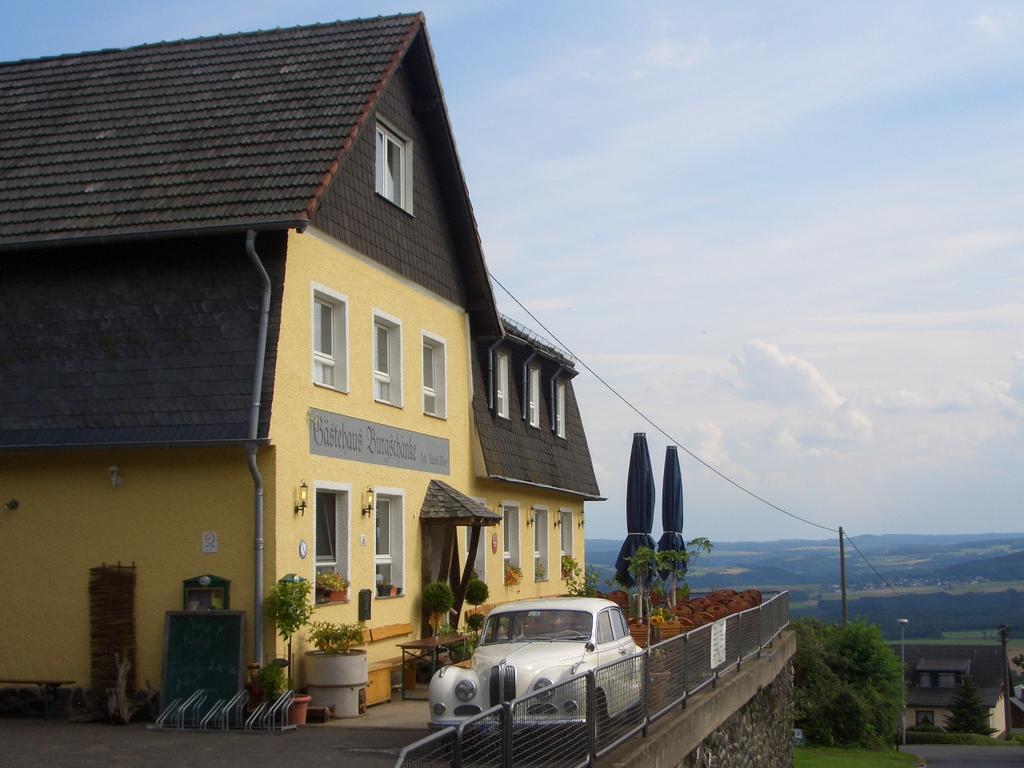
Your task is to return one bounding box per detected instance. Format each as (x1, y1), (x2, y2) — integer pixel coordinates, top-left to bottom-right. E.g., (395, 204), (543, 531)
(305, 650), (368, 718)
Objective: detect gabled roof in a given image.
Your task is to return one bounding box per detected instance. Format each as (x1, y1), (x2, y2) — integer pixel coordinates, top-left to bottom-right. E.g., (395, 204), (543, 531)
(0, 15), (422, 248)
(897, 643), (1006, 710)
(420, 480), (500, 526)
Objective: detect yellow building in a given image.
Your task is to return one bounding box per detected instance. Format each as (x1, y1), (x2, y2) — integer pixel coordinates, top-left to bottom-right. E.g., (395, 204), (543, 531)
(0, 14), (601, 698)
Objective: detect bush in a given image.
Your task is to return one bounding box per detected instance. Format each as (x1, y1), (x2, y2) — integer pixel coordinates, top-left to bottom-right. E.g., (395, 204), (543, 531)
(792, 618), (903, 749)
(465, 578), (489, 607)
(423, 580), (454, 615)
(906, 731), (1016, 746)
(307, 621), (365, 654)
(255, 662), (287, 701)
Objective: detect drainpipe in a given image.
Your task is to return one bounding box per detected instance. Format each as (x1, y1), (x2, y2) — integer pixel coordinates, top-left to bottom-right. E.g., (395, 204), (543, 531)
(486, 339), (503, 411)
(245, 229), (271, 664)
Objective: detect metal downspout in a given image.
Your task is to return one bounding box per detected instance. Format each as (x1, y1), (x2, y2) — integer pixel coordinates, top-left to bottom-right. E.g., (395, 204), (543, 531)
(245, 230), (271, 664)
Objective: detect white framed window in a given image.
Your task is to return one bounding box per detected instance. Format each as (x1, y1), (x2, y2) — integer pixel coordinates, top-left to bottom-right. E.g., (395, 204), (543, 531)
(495, 351), (510, 419)
(502, 503), (520, 568)
(375, 120), (413, 213)
(527, 366), (540, 428)
(373, 311), (402, 406)
(312, 284), (348, 391)
(555, 380), (566, 438)
(534, 508), (548, 581)
(422, 333), (447, 418)
(559, 509), (573, 556)
(314, 485), (350, 581)
(374, 490), (404, 593)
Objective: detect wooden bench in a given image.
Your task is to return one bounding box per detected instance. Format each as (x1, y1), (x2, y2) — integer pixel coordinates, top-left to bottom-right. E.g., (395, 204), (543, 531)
(365, 623), (413, 706)
(0, 678), (75, 718)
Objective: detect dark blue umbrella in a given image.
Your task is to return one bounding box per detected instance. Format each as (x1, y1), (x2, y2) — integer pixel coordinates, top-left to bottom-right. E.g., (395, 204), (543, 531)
(657, 446), (687, 587)
(613, 433), (657, 588)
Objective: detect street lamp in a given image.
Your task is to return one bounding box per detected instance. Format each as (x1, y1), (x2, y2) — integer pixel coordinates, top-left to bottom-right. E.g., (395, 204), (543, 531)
(898, 618), (909, 748)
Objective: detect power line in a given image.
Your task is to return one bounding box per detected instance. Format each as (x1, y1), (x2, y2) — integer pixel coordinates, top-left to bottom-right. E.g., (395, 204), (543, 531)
(843, 532), (924, 620)
(488, 270), (838, 534)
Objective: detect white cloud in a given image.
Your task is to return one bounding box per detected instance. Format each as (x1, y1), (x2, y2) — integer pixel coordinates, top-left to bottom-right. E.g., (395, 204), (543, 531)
(732, 340), (843, 410)
(972, 11), (1015, 38)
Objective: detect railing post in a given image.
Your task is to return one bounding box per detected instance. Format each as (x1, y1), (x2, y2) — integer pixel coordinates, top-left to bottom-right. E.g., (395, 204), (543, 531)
(680, 633), (688, 708)
(756, 602), (763, 658)
(641, 648), (649, 737)
(586, 671), (597, 767)
(502, 702), (513, 768)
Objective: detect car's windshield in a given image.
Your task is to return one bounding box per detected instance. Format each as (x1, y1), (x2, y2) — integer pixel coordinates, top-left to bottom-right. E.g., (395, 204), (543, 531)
(480, 609), (593, 644)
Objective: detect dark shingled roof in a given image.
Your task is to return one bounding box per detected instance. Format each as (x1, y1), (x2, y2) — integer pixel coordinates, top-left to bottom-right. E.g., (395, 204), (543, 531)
(420, 480), (500, 525)
(896, 644), (1006, 709)
(0, 14), (422, 248)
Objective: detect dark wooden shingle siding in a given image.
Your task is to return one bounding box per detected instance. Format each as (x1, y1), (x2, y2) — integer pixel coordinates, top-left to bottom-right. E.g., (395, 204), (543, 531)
(0, 232), (284, 448)
(310, 58), (466, 307)
(471, 342), (600, 498)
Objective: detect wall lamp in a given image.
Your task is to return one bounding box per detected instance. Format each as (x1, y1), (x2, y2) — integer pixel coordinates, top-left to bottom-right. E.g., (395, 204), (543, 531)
(553, 515), (561, 528)
(3, 499), (18, 512)
(362, 487), (376, 517)
(294, 481), (308, 517)
(525, 506), (535, 527)
(577, 512), (585, 528)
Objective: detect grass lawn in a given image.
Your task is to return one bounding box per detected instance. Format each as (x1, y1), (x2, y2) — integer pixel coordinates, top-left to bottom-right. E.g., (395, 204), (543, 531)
(794, 747), (918, 767)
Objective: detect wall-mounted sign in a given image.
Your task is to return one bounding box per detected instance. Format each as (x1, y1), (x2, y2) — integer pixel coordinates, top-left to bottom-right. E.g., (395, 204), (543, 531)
(201, 531), (218, 554)
(710, 619), (726, 668)
(308, 408), (450, 475)
(182, 574), (230, 610)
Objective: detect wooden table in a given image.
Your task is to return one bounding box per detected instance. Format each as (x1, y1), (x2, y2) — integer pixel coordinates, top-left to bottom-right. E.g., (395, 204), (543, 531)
(395, 635), (466, 700)
(0, 678), (75, 718)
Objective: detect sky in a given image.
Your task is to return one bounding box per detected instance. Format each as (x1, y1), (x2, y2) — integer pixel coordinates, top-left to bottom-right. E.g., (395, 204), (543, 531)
(5, 1), (1023, 542)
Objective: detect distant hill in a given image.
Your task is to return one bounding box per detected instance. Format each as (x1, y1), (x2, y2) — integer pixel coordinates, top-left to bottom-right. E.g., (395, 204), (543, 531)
(936, 549), (1024, 581)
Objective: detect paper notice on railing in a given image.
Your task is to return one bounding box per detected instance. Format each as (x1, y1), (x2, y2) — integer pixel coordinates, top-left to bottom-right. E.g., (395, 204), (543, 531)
(710, 620), (726, 668)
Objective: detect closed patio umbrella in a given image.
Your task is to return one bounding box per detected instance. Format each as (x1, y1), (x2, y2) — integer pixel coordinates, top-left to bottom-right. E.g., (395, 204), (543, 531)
(613, 433), (657, 589)
(657, 445), (686, 604)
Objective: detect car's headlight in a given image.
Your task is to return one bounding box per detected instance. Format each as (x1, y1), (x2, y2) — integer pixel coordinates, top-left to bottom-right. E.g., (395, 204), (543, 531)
(455, 678), (477, 702)
(432, 702), (446, 716)
(532, 677), (554, 700)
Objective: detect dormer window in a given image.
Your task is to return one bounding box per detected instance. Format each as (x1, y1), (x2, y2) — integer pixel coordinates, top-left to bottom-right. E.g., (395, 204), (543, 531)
(375, 120), (413, 213)
(495, 351), (510, 419)
(527, 366), (540, 428)
(555, 380), (566, 438)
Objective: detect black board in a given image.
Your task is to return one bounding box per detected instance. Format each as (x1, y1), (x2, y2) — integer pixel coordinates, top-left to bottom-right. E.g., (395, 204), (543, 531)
(161, 611), (245, 709)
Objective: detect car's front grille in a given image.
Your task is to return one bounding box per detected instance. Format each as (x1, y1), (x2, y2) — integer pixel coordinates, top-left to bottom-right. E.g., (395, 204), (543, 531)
(488, 664), (517, 706)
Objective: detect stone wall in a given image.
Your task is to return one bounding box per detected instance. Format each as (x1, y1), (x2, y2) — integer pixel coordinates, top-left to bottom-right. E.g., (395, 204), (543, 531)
(682, 663), (793, 768)
(604, 629), (795, 768)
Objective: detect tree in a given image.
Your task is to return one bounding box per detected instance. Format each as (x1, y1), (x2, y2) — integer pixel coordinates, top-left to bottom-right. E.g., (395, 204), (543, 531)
(944, 675), (996, 735)
(791, 618), (904, 749)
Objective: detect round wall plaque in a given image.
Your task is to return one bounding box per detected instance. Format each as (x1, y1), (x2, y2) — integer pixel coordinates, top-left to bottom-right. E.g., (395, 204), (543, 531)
(298, 539), (309, 559)
(491, 532), (498, 554)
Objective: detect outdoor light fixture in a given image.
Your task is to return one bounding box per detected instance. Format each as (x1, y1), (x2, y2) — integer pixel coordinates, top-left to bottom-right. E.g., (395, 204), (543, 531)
(294, 481), (308, 516)
(553, 515), (561, 528)
(362, 487), (375, 517)
(526, 507), (535, 527)
(108, 465), (123, 487)
(3, 499), (18, 512)
(577, 512), (585, 528)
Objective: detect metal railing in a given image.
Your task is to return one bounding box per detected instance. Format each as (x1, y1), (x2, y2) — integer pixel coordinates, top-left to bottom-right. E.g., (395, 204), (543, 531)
(394, 591), (789, 768)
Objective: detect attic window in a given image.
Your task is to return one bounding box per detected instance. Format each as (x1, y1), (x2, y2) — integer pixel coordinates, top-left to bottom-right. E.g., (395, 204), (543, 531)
(375, 120), (413, 213)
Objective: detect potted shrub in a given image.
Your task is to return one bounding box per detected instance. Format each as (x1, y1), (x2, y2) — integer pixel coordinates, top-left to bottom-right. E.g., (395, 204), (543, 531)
(560, 554), (578, 581)
(315, 571), (349, 604)
(422, 580), (454, 635)
(263, 576), (314, 724)
(305, 621), (367, 719)
(534, 561), (546, 581)
(254, 661), (286, 704)
(465, 577), (488, 611)
(503, 564), (522, 588)
(376, 581), (393, 598)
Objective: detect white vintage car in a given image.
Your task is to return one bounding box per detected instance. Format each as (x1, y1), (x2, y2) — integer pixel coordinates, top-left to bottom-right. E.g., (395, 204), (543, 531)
(428, 597), (640, 728)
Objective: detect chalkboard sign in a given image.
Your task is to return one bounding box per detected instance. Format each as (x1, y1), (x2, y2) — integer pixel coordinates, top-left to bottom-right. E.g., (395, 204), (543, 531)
(162, 611), (245, 709)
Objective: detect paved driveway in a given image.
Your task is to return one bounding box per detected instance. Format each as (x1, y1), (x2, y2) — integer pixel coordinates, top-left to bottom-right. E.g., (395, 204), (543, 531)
(0, 719), (430, 768)
(911, 744), (1024, 767)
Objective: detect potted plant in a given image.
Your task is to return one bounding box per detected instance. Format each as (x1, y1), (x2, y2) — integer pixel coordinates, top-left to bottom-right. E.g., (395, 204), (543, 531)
(254, 661), (286, 704)
(626, 546), (663, 647)
(503, 564), (523, 588)
(534, 561), (546, 581)
(376, 581), (393, 598)
(422, 580), (454, 635)
(305, 621), (368, 719)
(560, 554), (578, 581)
(315, 571), (349, 604)
(263, 576), (314, 724)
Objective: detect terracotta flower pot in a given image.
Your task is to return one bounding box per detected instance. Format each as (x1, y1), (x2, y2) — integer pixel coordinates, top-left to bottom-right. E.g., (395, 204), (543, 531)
(290, 694), (312, 725)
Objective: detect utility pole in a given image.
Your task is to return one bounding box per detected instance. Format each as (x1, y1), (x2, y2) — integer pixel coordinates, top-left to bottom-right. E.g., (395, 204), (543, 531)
(898, 618), (909, 748)
(839, 526), (848, 628)
(998, 625), (1012, 739)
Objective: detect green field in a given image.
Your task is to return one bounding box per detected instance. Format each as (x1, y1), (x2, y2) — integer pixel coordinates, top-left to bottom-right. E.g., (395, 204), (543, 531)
(793, 747), (917, 767)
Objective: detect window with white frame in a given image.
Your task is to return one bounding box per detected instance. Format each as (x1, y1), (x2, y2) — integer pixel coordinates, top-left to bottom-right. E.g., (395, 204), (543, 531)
(315, 488), (350, 579)
(527, 366), (540, 428)
(422, 334), (446, 418)
(534, 508), (548, 580)
(312, 287), (347, 390)
(373, 313), (402, 405)
(375, 121), (413, 213)
(555, 380), (566, 438)
(502, 504), (519, 568)
(375, 493), (404, 592)
(559, 510), (573, 556)
(495, 351), (510, 419)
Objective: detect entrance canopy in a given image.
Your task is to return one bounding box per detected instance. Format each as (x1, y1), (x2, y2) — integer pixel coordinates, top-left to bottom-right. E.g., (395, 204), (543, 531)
(420, 479), (500, 526)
